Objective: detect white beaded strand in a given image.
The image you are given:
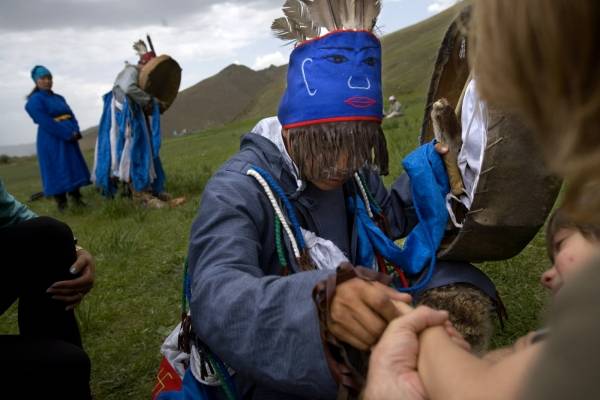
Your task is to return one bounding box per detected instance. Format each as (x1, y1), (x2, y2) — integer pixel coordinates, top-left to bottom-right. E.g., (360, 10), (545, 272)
(354, 172), (374, 219)
(247, 169), (301, 259)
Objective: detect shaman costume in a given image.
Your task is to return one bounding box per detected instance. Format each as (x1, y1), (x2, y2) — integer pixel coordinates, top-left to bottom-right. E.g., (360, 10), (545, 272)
(25, 66), (90, 200)
(156, 2), (502, 399)
(92, 40), (165, 196)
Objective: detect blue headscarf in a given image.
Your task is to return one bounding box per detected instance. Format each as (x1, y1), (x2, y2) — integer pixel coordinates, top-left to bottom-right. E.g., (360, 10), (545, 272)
(278, 31), (383, 129)
(31, 65), (52, 82)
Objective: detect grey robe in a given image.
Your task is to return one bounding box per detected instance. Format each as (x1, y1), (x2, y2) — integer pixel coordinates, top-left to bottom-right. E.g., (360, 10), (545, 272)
(188, 132), (416, 399)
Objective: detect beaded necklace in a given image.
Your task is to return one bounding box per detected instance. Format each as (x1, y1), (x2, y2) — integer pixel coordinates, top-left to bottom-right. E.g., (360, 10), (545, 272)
(247, 165), (314, 272)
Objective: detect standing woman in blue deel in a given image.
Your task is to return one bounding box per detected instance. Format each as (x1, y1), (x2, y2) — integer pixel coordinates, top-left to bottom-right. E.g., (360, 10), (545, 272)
(25, 65), (90, 211)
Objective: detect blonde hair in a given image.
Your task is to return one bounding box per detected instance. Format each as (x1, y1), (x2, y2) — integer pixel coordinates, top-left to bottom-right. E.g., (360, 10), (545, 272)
(471, 0), (600, 223)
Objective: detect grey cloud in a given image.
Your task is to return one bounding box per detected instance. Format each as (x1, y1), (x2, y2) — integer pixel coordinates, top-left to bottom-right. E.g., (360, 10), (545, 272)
(0, 0), (282, 31)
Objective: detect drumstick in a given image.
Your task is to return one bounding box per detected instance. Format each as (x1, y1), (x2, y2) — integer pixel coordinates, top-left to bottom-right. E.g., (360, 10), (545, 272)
(431, 98), (464, 196)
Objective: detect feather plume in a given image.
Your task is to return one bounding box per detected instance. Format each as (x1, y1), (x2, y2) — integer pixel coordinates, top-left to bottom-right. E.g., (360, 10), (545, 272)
(335, 0), (354, 29)
(273, 0), (381, 43)
(283, 0), (321, 38)
(272, 17), (300, 41)
(272, 0), (320, 42)
(358, 0), (381, 30)
(308, 0), (340, 31)
(132, 40), (149, 56)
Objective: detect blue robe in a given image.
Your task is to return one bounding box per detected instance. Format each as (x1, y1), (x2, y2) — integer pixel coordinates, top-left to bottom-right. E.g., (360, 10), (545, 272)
(93, 91), (165, 196)
(25, 90), (90, 196)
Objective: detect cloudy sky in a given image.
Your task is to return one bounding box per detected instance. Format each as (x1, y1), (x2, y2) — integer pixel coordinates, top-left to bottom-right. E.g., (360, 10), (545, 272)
(0, 0), (457, 146)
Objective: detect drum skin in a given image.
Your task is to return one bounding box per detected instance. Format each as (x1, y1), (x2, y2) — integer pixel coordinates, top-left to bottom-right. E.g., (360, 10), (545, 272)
(419, 6), (561, 262)
(139, 54), (182, 113)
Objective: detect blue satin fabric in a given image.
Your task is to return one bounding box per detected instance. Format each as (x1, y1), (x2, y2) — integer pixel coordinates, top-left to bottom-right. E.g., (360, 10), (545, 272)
(94, 92), (165, 196)
(93, 92), (116, 196)
(351, 141), (450, 290)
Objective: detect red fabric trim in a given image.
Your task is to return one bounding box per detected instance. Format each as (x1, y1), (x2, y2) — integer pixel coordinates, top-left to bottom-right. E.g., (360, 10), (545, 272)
(295, 29), (381, 48)
(140, 52), (157, 65)
(283, 116), (382, 129)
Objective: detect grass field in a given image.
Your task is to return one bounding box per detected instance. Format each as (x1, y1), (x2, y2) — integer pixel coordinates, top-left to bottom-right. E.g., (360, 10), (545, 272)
(0, 105), (553, 398)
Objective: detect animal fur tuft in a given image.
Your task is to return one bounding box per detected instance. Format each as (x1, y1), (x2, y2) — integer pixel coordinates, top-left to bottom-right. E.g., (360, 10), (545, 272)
(417, 283), (495, 355)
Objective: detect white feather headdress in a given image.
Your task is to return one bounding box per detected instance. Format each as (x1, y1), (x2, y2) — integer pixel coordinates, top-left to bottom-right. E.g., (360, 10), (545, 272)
(272, 0), (382, 43)
(132, 40), (149, 56)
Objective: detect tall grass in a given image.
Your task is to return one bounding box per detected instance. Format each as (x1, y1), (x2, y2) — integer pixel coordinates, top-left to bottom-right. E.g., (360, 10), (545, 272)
(0, 120), (254, 399)
(0, 113), (551, 398)
(0, 7), (552, 398)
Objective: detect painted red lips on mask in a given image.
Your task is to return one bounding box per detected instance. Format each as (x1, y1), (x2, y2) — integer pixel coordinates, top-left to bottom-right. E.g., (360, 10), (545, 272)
(344, 96), (377, 109)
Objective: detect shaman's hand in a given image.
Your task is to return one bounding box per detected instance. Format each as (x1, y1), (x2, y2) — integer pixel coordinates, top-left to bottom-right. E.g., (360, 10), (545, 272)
(434, 142), (449, 155)
(328, 276), (411, 350)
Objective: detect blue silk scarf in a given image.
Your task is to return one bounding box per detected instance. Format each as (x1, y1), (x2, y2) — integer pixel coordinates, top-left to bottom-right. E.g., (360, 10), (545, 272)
(351, 141), (450, 291)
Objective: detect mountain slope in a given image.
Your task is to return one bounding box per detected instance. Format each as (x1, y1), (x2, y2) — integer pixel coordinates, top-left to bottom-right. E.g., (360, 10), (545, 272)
(160, 64), (276, 136)
(76, 5), (460, 149)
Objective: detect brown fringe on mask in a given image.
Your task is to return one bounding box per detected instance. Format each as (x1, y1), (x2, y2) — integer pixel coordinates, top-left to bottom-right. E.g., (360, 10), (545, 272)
(287, 121), (389, 182)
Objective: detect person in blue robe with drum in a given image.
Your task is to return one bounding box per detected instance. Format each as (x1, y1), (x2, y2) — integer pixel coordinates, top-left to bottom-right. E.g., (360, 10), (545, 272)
(25, 65), (91, 211)
(92, 39), (167, 205)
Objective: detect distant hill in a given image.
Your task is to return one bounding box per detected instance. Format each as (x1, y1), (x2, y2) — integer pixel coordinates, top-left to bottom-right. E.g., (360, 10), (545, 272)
(160, 63), (285, 136)
(0, 142), (37, 157)
(72, 4), (460, 150)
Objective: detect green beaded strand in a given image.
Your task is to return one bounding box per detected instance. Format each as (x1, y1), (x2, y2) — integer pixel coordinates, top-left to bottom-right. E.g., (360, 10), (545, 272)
(274, 216), (288, 268)
(206, 351), (236, 400)
(358, 173), (381, 211)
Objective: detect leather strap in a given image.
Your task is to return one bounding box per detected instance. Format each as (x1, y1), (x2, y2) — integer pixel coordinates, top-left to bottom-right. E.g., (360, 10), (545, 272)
(313, 262), (392, 398)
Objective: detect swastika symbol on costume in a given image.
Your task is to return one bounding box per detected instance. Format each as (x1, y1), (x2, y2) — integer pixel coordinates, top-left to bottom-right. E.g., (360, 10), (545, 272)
(152, 368), (174, 394)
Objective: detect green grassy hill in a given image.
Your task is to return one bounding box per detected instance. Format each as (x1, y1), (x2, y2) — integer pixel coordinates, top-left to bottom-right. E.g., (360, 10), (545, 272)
(0, 6), (551, 399)
(78, 4), (459, 149)
(160, 64), (280, 135)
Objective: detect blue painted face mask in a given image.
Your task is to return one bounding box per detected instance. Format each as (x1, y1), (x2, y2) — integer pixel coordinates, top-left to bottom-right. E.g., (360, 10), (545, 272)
(278, 31), (383, 129)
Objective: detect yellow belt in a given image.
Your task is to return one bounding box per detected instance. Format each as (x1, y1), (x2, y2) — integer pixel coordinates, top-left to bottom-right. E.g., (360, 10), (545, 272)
(53, 114), (72, 122)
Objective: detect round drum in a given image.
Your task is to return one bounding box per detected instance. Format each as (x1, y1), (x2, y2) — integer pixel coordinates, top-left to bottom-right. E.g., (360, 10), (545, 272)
(420, 7), (562, 262)
(139, 54), (182, 113)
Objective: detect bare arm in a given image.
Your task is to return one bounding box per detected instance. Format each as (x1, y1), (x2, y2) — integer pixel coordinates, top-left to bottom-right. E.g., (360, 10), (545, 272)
(418, 326), (542, 400)
(483, 331), (540, 363)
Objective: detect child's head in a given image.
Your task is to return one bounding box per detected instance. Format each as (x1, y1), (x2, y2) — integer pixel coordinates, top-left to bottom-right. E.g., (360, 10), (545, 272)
(542, 208), (600, 294)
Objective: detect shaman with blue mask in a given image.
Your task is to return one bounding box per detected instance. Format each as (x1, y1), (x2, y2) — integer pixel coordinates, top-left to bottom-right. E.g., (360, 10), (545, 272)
(275, 27), (444, 290)
(177, 2), (478, 400)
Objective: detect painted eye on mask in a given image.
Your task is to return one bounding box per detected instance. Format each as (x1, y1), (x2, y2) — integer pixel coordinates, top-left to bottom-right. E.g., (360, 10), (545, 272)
(325, 54), (349, 64)
(363, 57), (377, 66)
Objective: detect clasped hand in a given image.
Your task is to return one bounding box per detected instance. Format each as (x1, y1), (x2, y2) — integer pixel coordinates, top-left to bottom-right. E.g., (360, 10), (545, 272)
(328, 276), (412, 350)
(363, 302), (471, 400)
(328, 274), (470, 400)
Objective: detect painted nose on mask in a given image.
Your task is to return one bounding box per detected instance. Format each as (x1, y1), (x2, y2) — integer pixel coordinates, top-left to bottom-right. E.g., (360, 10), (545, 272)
(347, 76), (371, 90)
